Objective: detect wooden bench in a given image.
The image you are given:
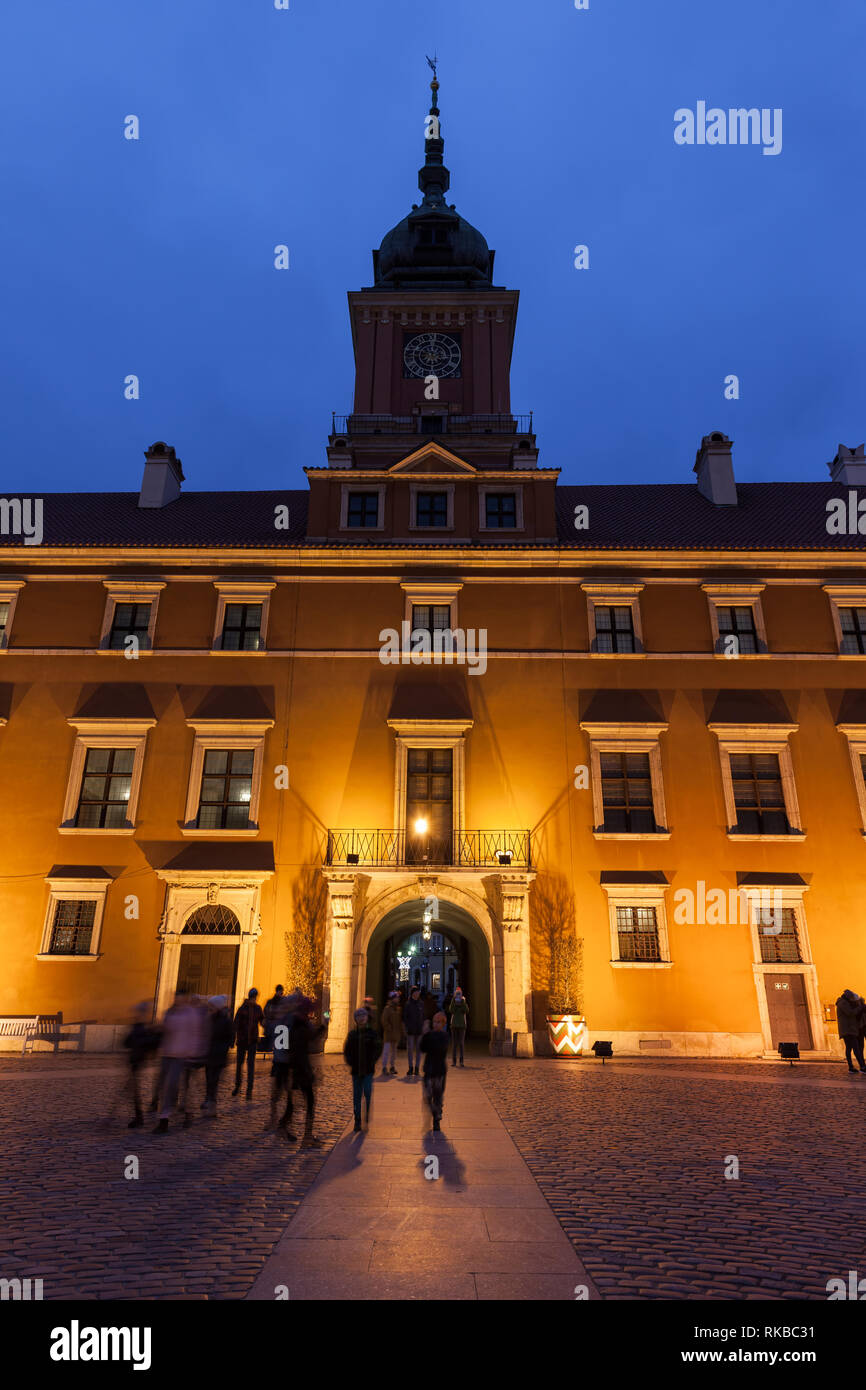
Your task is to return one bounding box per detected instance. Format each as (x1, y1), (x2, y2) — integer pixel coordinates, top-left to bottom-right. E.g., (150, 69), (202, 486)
(0, 1012), (64, 1054)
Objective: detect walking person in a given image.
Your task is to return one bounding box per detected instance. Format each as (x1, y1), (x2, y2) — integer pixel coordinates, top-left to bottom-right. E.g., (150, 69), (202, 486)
(380, 991), (402, 1075)
(281, 995), (326, 1147)
(232, 988), (264, 1098)
(403, 986), (424, 1077)
(152, 991), (201, 1134)
(122, 1002), (160, 1128)
(420, 1011), (449, 1132)
(363, 994), (378, 1034)
(836, 988), (866, 1073)
(421, 987), (438, 1033)
(203, 995), (232, 1116)
(263, 984), (285, 1052)
(343, 1007), (382, 1131)
(266, 990), (294, 1129)
(449, 987), (469, 1067)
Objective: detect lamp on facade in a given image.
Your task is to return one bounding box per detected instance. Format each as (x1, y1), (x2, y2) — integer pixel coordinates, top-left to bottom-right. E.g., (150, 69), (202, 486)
(592, 1040), (613, 1065)
(496, 849), (512, 866)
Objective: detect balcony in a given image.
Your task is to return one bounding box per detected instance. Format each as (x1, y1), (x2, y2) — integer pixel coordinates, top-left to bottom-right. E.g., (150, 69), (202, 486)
(325, 828), (532, 871)
(331, 413), (533, 438)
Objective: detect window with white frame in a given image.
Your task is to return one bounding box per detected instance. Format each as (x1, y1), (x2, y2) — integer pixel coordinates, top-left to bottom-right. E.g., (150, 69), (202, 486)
(836, 723), (866, 833)
(212, 583), (274, 653)
(709, 722), (804, 839)
(582, 583), (644, 655)
(100, 582), (164, 654)
(182, 720), (273, 836)
(702, 584), (767, 656)
(601, 879), (672, 968)
(340, 485), (385, 532)
(824, 586), (866, 655)
(60, 719), (154, 833)
(401, 581), (462, 646)
(0, 580), (25, 652)
(580, 720), (670, 838)
(38, 875), (110, 960)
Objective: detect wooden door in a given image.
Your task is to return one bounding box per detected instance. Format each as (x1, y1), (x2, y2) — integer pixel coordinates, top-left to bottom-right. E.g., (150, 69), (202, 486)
(764, 973), (813, 1049)
(177, 944), (238, 1001)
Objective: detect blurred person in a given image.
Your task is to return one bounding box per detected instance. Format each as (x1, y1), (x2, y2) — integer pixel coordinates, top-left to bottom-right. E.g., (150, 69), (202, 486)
(449, 987), (469, 1067)
(380, 991), (402, 1075)
(232, 988), (263, 1098)
(122, 1001), (161, 1128)
(152, 991), (201, 1135)
(280, 995), (326, 1147)
(422, 987), (438, 1033)
(343, 1006), (382, 1132)
(266, 989), (296, 1129)
(363, 994), (378, 1033)
(203, 995), (232, 1116)
(403, 986), (424, 1077)
(420, 1011), (449, 1132)
(263, 984), (285, 1052)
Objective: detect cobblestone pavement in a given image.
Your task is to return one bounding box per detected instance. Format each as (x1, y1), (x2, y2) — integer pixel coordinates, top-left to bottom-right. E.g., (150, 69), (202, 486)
(0, 1054), (351, 1300)
(476, 1056), (866, 1300)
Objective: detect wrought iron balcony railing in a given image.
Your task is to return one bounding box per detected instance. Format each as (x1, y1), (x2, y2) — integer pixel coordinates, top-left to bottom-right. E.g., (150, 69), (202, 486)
(331, 413), (533, 437)
(326, 828), (531, 870)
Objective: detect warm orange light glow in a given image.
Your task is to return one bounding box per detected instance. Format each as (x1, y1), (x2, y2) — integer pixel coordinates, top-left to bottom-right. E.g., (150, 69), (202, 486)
(413, 817), (428, 835)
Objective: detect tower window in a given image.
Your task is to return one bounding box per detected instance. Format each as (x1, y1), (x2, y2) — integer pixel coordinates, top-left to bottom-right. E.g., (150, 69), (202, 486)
(347, 493), (380, 528)
(415, 492), (448, 526)
(484, 493), (517, 529)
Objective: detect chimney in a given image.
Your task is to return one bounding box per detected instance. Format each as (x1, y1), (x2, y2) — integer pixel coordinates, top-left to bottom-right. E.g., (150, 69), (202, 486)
(827, 443), (866, 486)
(138, 441), (184, 509)
(694, 431), (737, 506)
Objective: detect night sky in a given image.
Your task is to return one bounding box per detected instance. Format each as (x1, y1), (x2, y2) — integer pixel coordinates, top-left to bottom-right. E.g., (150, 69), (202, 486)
(2, 0), (863, 494)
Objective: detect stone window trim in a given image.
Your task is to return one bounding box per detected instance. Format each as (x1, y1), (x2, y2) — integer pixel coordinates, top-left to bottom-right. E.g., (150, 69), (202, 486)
(601, 880), (673, 970)
(837, 723), (866, 834)
(386, 717), (472, 839)
(181, 719), (274, 838)
(212, 582), (275, 654)
(339, 483), (386, 533)
(581, 582), (645, 657)
(37, 875), (110, 961)
(400, 581), (462, 633)
(708, 722), (804, 841)
(0, 579), (25, 653)
(477, 484), (524, 533)
(702, 583), (768, 656)
(823, 584), (866, 657)
(579, 720), (671, 840)
(408, 483), (455, 532)
(99, 581), (165, 654)
(746, 884), (826, 1054)
(59, 718), (156, 835)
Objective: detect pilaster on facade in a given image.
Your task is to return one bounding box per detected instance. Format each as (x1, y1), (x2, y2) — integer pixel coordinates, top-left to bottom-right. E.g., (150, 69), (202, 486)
(322, 869), (361, 1053)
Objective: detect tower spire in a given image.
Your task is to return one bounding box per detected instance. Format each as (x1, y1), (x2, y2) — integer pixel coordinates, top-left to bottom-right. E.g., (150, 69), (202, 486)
(419, 55), (449, 207)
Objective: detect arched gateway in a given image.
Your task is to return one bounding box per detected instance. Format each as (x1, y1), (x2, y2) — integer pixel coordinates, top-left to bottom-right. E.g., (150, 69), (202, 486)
(321, 868), (535, 1055)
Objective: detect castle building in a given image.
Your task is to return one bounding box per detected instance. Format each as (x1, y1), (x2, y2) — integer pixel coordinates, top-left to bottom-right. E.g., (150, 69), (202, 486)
(2, 77), (865, 1057)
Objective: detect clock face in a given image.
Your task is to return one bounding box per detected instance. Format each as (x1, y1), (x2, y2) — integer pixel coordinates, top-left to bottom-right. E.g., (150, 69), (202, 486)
(403, 332), (462, 380)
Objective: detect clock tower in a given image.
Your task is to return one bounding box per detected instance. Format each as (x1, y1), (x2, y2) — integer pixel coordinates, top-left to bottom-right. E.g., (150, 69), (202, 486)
(327, 69), (537, 473)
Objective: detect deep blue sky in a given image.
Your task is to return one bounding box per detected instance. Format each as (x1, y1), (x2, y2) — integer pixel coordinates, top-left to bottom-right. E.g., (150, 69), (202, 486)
(1, 0), (863, 493)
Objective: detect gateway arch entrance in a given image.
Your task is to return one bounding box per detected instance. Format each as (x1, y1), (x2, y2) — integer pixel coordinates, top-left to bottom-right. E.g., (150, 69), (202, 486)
(364, 900), (492, 1039)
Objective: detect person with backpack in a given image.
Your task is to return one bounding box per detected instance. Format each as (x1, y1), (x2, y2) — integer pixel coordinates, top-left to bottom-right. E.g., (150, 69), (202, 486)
(343, 1007), (382, 1131)
(449, 987), (469, 1067)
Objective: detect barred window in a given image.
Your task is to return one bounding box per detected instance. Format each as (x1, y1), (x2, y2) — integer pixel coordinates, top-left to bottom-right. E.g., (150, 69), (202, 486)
(484, 493), (517, 529)
(197, 749), (254, 829)
(220, 603), (262, 651)
(600, 752), (656, 833)
(730, 752), (790, 834)
(759, 907), (802, 964)
(415, 492), (448, 527)
(716, 605), (759, 654)
(347, 492), (379, 528)
(615, 906), (661, 962)
(839, 607), (866, 655)
(75, 747), (134, 828)
(595, 606), (636, 653)
(48, 899), (96, 955)
(108, 603), (151, 651)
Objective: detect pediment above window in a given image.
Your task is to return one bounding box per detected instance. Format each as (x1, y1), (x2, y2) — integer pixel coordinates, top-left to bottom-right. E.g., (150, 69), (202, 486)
(388, 443), (477, 475)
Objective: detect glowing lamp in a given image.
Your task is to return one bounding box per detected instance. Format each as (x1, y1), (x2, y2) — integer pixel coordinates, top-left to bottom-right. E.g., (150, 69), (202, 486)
(414, 817), (429, 835)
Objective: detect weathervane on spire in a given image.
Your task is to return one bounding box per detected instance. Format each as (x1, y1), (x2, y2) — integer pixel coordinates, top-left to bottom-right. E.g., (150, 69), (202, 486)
(426, 53), (438, 81)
